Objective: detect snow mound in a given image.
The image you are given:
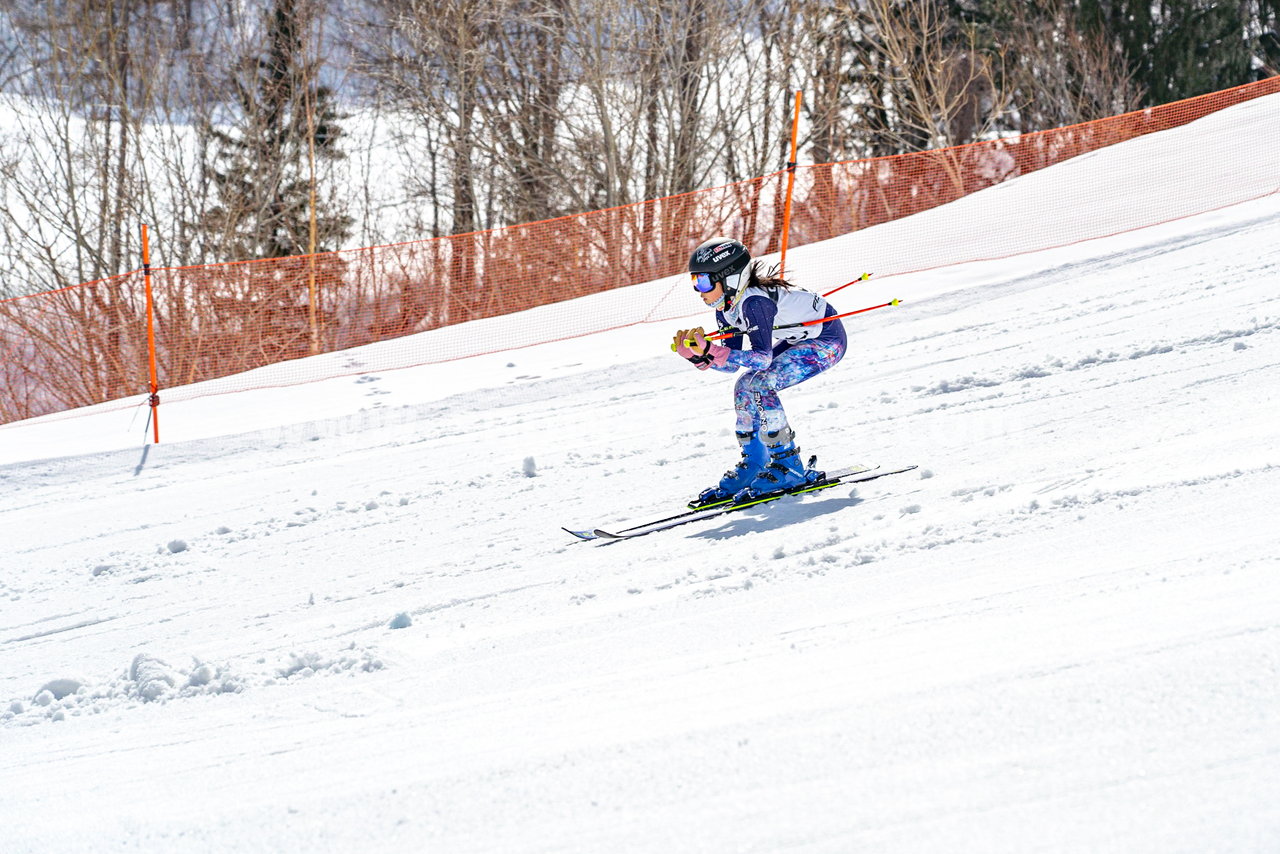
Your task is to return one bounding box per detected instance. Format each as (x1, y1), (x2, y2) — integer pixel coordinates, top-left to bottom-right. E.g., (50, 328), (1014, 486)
(274, 645), (385, 681)
(129, 653), (177, 701)
(1, 653), (246, 727)
(37, 677), (84, 701)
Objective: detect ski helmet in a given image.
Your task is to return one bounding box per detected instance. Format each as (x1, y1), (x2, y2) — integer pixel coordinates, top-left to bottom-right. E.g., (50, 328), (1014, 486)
(689, 237), (751, 297)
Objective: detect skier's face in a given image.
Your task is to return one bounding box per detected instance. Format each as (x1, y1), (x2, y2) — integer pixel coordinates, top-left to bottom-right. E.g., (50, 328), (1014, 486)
(698, 280), (724, 308)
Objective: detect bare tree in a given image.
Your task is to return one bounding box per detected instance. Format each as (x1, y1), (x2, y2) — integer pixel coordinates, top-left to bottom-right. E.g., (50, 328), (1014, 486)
(632, 0), (762, 199)
(0, 0), (151, 403)
(999, 0), (1144, 131)
(481, 0), (571, 224)
(0, 0), (162, 288)
(0, 0), (266, 293)
(358, 0), (495, 237)
(555, 0), (638, 212)
(850, 0), (1003, 152)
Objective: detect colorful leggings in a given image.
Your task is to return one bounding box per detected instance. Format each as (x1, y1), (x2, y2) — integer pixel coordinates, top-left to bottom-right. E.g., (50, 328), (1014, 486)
(733, 338), (846, 440)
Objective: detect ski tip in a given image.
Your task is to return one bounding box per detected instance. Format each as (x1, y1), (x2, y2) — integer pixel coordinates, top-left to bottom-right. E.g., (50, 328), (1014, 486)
(562, 527), (598, 541)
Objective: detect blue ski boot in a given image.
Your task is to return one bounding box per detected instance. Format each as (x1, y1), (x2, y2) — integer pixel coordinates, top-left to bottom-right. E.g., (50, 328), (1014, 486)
(690, 431), (768, 508)
(734, 431), (821, 502)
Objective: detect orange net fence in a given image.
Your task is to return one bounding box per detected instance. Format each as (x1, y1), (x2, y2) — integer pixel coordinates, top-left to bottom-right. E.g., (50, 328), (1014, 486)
(3, 76), (1279, 426)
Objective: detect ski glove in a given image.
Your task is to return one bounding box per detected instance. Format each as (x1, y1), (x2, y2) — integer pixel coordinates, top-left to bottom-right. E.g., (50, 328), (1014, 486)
(673, 327), (730, 370)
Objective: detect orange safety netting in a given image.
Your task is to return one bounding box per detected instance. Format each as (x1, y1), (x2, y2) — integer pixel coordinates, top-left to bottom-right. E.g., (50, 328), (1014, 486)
(2, 76), (1278, 426)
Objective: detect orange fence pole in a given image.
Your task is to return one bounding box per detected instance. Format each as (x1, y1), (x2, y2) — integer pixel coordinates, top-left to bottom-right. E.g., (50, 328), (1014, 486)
(142, 224), (160, 443)
(778, 90), (802, 277)
(304, 78), (320, 356)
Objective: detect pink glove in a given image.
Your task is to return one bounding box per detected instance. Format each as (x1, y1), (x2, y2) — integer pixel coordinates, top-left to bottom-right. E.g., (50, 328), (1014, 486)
(700, 342), (731, 370)
(675, 336), (700, 361)
(676, 329), (730, 370)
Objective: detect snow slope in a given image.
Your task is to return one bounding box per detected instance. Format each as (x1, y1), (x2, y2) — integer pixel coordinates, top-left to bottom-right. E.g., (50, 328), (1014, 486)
(2, 97), (1279, 853)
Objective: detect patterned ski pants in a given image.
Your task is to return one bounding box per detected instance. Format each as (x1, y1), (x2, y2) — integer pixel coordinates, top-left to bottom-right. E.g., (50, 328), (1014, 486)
(733, 338), (846, 440)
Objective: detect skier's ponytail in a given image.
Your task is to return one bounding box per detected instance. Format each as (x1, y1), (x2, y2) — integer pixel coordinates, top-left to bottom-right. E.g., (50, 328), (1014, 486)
(747, 262), (795, 292)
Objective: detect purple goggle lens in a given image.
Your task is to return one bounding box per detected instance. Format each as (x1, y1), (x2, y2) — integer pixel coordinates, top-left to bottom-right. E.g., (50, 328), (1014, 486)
(691, 273), (716, 293)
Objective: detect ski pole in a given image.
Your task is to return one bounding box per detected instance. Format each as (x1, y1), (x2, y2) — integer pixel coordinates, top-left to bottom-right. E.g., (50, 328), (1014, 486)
(673, 298), (901, 350)
(822, 272), (872, 298)
(673, 273), (874, 351)
(804, 298), (901, 326)
(708, 299), (900, 340)
(690, 272), (877, 342)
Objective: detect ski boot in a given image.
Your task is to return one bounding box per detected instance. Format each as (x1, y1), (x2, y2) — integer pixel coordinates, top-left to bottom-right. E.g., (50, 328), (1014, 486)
(690, 432), (768, 508)
(733, 430), (822, 502)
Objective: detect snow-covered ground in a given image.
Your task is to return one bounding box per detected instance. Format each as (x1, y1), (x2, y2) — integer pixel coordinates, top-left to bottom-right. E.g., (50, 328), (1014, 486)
(2, 95), (1279, 853)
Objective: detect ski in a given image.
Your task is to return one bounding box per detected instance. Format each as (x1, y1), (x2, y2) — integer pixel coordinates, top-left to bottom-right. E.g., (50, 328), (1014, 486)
(592, 464), (916, 540)
(565, 464), (916, 541)
(562, 463), (872, 541)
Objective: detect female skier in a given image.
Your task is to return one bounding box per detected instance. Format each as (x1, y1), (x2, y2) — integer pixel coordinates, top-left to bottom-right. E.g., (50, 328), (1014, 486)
(673, 236), (847, 507)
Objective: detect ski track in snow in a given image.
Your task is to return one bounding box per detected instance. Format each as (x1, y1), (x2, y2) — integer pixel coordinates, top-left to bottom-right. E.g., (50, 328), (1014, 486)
(3, 112), (1280, 851)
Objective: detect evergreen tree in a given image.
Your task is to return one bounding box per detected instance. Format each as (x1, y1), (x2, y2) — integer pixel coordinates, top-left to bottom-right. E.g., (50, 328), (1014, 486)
(1148, 2), (1252, 104)
(202, 0), (350, 260)
(1079, 0), (1255, 105)
(1251, 0), (1280, 77)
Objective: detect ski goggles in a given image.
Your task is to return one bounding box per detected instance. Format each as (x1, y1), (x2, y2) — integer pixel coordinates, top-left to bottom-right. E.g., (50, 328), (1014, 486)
(691, 272), (717, 293)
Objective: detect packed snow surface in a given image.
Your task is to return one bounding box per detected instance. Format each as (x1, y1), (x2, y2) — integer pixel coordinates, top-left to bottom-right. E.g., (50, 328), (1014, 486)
(2, 97), (1279, 852)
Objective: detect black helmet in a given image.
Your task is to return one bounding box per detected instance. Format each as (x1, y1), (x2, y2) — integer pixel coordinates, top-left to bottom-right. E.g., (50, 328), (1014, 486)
(689, 237), (751, 295)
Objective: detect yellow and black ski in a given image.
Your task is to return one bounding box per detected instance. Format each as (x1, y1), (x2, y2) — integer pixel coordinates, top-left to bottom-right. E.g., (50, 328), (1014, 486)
(564, 464), (916, 542)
